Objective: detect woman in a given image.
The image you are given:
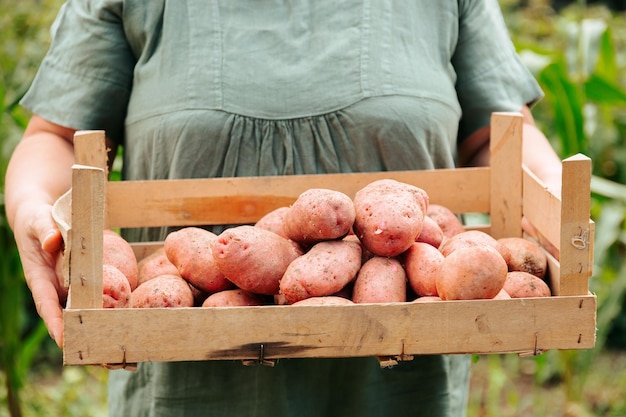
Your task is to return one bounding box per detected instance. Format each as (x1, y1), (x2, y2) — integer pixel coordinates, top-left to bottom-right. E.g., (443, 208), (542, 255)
(6, 1), (562, 416)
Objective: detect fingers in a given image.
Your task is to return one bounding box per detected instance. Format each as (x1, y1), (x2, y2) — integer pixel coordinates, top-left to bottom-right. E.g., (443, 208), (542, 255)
(26, 263), (65, 347)
(14, 205), (66, 348)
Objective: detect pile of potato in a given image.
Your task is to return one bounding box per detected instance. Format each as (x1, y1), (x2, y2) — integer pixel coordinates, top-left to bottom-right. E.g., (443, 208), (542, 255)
(100, 179), (551, 309)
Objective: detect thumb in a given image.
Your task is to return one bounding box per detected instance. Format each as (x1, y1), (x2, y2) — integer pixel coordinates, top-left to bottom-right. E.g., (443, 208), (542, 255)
(35, 210), (63, 253)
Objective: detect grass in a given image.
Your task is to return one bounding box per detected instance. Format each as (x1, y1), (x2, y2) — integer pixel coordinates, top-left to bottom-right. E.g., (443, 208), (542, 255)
(468, 349), (626, 417)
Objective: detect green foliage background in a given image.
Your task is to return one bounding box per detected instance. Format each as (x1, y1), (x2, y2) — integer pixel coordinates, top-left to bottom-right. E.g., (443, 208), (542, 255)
(1, 1), (625, 416)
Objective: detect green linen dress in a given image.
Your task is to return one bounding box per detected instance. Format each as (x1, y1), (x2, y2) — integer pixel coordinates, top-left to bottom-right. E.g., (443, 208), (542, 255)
(22, 1), (542, 416)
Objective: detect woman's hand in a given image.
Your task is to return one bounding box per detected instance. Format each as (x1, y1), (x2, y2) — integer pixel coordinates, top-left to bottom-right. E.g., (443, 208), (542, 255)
(12, 203), (67, 347)
(5, 115), (77, 348)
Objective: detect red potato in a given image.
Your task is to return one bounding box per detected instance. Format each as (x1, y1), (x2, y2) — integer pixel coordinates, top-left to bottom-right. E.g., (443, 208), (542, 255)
(439, 230), (502, 258)
(352, 257), (407, 304)
(103, 230), (139, 291)
(212, 225), (303, 295)
(413, 296), (442, 303)
(403, 242), (444, 297)
(426, 204), (465, 238)
(130, 274), (194, 308)
(137, 247), (181, 287)
(497, 237), (548, 279)
(416, 215), (445, 248)
(503, 271), (551, 298)
(164, 227), (233, 294)
(353, 179), (429, 257)
(436, 245), (508, 300)
(283, 188), (356, 245)
(493, 288), (512, 299)
(291, 296), (354, 306)
(343, 234), (373, 264)
(201, 289), (267, 307)
(279, 239), (362, 304)
(187, 283), (210, 307)
(102, 264), (131, 308)
(255, 206), (291, 239)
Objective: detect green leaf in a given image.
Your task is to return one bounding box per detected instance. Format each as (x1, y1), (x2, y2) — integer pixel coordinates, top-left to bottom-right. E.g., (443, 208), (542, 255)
(537, 61), (587, 156)
(584, 74), (626, 106)
(594, 27), (617, 82)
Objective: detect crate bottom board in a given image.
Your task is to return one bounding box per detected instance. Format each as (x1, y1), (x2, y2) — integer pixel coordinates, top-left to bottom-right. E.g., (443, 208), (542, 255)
(63, 295), (596, 366)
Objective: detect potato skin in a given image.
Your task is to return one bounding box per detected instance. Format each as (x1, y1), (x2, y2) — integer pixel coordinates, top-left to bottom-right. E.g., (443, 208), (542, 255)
(212, 225), (303, 295)
(102, 264), (131, 308)
(439, 230), (501, 258)
(416, 215), (444, 249)
(352, 257), (407, 304)
(291, 296), (354, 306)
(103, 230), (139, 291)
(413, 296), (443, 303)
(436, 245), (508, 300)
(353, 179), (428, 257)
(283, 189), (356, 245)
(426, 204), (465, 238)
(130, 274), (194, 308)
(164, 227), (233, 294)
(497, 237), (548, 279)
(255, 207), (291, 239)
(279, 240), (362, 304)
(137, 247), (181, 287)
(403, 242), (444, 297)
(201, 289), (267, 307)
(503, 271), (551, 298)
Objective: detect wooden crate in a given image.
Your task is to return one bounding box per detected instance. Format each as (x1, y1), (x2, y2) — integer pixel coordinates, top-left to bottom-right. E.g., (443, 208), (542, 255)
(56, 112), (596, 368)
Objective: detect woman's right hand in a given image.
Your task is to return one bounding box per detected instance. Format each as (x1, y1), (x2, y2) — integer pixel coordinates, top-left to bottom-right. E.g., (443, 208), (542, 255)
(12, 202), (68, 347)
(5, 115), (78, 348)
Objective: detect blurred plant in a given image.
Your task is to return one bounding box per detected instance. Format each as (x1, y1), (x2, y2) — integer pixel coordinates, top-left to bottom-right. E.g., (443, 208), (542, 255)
(498, 2), (626, 415)
(0, 1), (66, 416)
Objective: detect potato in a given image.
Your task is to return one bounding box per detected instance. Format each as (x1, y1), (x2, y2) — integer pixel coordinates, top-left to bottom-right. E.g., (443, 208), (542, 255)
(503, 271), (551, 298)
(212, 225), (303, 295)
(279, 239), (362, 304)
(426, 204), (465, 238)
(403, 242), (444, 297)
(413, 296), (442, 303)
(283, 189), (355, 245)
(130, 274), (194, 308)
(103, 230), (139, 291)
(439, 230), (501, 258)
(102, 264), (131, 308)
(255, 206), (291, 239)
(137, 247), (181, 287)
(416, 215), (444, 248)
(353, 179), (429, 257)
(201, 289), (267, 307)
(436, 245), (508, 300)
(291, 296), (354, 306)
(352, 256), (407, 304)
(164, 227), (233, 294)
(497, 237), (548, 279)
(493, 288), (512, 299)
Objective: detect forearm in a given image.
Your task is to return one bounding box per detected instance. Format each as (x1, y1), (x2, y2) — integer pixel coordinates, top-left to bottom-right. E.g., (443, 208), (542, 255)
(458, 107), (562, 196)
(5, 126), (75, 231)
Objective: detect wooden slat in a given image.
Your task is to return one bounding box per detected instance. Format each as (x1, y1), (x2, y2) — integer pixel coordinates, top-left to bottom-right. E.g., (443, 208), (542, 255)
(522, 166), (562, 253)
(73, 130), (108, 171)
(63, 295), (596, 365)
(67, 165), (105, 309)
(105, 168), (491, 228)
(489, 112), (523, 239)
(559, 154), (593, 296)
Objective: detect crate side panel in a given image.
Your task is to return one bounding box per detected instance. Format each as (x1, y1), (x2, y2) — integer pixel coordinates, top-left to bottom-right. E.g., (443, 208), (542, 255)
(63, 296), (596, 365)
(105, 169), (490, 228)
(522, 167), (562, 255)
